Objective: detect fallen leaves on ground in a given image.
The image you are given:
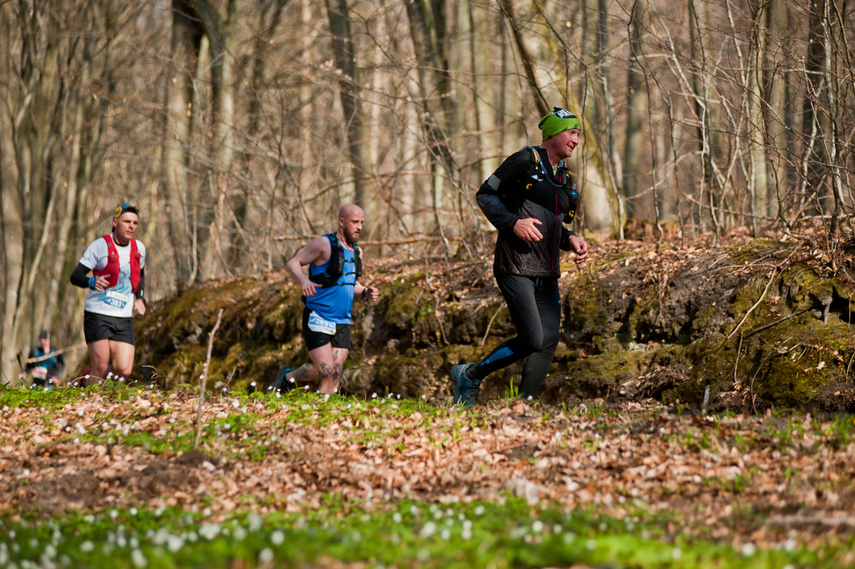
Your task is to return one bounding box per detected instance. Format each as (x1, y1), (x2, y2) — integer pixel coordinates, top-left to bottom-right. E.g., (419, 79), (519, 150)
(2, 386), (855, 563)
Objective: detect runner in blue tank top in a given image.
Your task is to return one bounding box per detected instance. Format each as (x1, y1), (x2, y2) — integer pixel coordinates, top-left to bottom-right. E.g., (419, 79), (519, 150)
(270, 204), (380, 395)
(304, 239), (358, 324)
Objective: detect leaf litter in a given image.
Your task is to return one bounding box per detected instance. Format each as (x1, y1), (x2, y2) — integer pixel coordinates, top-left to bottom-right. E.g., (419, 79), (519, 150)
(2, 385), (855, 567)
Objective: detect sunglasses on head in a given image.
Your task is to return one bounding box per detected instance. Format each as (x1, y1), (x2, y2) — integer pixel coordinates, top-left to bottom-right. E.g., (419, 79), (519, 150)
(114, 205), (139, 219)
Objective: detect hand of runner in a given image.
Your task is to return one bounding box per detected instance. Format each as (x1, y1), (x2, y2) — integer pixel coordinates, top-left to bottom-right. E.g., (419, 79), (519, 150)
(568, 235), (589, 263)
(92, 275), (110, 291)
(361, 286), (379, 302)
(301, 279), (319, 297)
(513, 218), (543, 242)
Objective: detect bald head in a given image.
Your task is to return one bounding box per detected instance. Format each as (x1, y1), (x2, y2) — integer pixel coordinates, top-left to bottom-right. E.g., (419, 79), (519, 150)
(339, 203), (363, 220)
(337, 203), (365, 246)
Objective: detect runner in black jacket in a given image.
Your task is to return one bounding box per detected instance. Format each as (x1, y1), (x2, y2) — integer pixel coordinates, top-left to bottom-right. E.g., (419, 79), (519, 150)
(451, 107), (589, 405)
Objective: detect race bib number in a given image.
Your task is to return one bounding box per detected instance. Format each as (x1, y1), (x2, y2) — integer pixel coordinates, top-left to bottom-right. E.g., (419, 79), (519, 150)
(33, 366), (48, 380)
(307, 311), (336, 335)
(104, 290), (130, 310)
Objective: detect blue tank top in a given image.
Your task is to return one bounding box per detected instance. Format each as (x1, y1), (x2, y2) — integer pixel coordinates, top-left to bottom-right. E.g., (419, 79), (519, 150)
(305, 239), (357, 324)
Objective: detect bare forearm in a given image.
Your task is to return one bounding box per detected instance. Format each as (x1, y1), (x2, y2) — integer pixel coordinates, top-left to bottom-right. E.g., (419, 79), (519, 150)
(285, 258), (307, 285)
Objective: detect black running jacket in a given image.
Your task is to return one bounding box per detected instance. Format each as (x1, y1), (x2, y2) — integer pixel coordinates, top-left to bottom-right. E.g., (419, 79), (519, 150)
(476, 146), (577, 278)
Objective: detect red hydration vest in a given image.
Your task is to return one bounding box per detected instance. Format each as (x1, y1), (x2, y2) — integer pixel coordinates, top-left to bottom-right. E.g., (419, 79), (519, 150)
(93, 234), (141, 292)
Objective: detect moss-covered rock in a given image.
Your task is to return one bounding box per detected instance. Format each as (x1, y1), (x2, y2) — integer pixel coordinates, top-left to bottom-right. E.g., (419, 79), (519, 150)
(134, 242), (855, 412)
(551, 239), (854, 410)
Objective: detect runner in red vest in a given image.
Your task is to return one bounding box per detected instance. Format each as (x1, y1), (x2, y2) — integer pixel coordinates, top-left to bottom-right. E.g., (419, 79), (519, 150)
(70, 205), (148, 385)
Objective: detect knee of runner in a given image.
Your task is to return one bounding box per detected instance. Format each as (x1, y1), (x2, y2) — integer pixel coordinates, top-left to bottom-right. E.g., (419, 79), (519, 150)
(114, 368), (133, 379)
(520, 331), (545, 352)
(542, 329), (560, 350)
(522, 332), (559, 353)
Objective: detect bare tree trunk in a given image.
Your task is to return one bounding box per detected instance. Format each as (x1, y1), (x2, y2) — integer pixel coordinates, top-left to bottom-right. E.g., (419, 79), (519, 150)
(17, 5), (63, 345)
(467, 2), (492, 184)
(233, 0), (289, 268)
(821, 0), (849, 237)
(465, 1), (495, 256)
(574, 0), (617, 233)
(595, 0), (621, 217)
(163, 0), (203, 286)
(296, 0), (319, 232)
(0, 0), (24, 384)
(801, 0), (829, 215)
(42, 64), (86, 335)
(689, 0), (721, 241)
(496, 0), (548, 117)
(325, 0), (371, 218)
(189, 0), (237, 281)
(496, 12), (512, 158)
(404, 0), (455, 254)
(747, 2), (768, 232)
(623, 0), (650, 220)
(764, 1), (790, 221)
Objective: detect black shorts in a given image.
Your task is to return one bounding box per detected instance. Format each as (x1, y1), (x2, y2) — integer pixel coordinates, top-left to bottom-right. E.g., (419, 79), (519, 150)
(302, 307), (351, 351)
(83, 311), (135, 345)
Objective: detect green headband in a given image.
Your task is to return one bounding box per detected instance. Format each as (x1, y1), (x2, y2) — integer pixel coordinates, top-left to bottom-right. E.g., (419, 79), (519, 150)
(538, 107), (581, 140)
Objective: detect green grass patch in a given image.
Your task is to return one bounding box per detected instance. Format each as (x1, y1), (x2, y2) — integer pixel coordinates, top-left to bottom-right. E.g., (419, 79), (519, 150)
(0, 384), (84, 410)
(1, 498), (839, 569)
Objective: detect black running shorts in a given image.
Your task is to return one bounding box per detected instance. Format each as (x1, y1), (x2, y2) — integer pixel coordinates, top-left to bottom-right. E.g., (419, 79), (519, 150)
(301, 307), (351, 351)
(83, 311), (135, 345)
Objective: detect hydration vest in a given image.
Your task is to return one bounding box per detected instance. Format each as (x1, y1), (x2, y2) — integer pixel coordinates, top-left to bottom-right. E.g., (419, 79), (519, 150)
(502, 146), (578, 223)
(93, 234), (141, 292)
(309, 233), (362, 287)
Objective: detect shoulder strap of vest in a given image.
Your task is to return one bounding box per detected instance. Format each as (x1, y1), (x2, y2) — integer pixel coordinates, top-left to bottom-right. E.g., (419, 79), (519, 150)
(94, 235), (119, 288)
(329, 233), (362, 279)
(520, 146), (542, 193)
(352, 242), (362, 279)
(309, 233), (342, 287)
(532, 146), (572, 188)
(326, 233), (345, 273)
(96, 234), (141, 292)
(527, 146), (540, 167)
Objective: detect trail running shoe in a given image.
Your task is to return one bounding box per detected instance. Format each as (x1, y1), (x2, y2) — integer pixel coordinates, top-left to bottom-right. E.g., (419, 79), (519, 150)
(267, 366), (294, 395)
(451, 363), (480, 406)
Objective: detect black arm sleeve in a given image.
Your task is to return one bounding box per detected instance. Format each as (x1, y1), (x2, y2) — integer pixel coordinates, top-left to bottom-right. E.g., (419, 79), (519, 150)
(475, 149), (532, 233)
(559, 227), (578, 251)
(70, 263), (92, 288)
(135, 268), (145, 302)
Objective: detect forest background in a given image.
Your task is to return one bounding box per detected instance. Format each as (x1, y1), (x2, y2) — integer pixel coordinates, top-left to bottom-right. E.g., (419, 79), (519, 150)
(1, 0), (853, 384)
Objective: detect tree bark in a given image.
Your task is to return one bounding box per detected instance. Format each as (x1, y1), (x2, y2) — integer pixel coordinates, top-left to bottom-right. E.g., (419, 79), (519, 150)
(185, 0), (238, 282)
(404, 0), (455, 253)
(496, 0), (548, 117)
(689, 0), (721, 240)
(0, 0), (24, 384)
(623, 0), (650, 220)
(233, 0), (289, 268)
(801, 0), (828, 215)
(764, 1), (790, 220)
(820, 0), (848, 237)
(163, 0), (204, 285)
(325, 0), (371, 211)
(747, 2), (769, 231)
